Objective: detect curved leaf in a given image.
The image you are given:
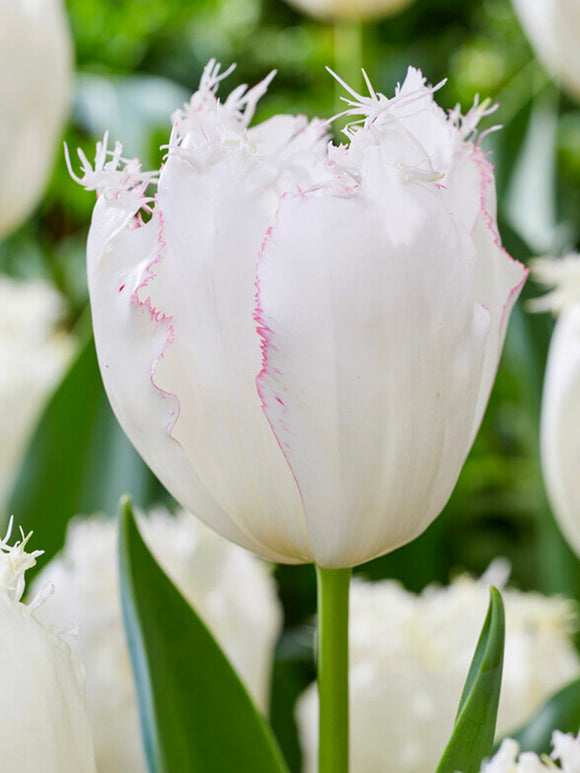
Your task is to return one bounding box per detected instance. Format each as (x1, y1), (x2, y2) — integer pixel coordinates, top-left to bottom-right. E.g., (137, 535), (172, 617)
(119, 497), (289, 773)
(436, 586), (505, 773)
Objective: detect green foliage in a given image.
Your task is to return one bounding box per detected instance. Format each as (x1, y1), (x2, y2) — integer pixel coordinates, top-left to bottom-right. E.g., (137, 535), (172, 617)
(436, 587), (505, 773)
(119, 497), (289, 773)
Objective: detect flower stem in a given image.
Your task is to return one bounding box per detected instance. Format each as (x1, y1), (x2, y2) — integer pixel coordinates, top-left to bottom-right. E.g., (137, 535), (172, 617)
(316, 565), (351, 773)
(333, 20), (363, 105)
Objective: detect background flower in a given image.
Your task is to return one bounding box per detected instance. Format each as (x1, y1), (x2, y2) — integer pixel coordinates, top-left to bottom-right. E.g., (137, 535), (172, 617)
(511, 0), (580, 102)
(296, 568), (580, 773)
(0, 0), (72, 239)
(0, 276), (73, 512)
(32, 507), (283, 773)
(282, 0), (416, 22)
(74, 62), (526, 570)
(533, 255), (580, 559)
(479, 732), (580, 772)
(0, 522), (96, 772)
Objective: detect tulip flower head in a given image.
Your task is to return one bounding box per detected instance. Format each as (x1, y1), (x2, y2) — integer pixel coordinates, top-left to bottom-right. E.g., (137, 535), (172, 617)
(32, 508), (283, 773)
(533, 254), (580, 558)
(0, 519), (96, 772)
(0, 0), (72, 238)
(512, 0), (580, 102)
(296, 567), (579, 773)
(72, 61), (527, 568)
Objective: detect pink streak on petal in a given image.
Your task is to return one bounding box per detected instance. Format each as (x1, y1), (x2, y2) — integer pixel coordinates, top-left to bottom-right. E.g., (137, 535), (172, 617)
(128, 205), (182, 437)
(254, 193), (307, 512)
(472, 145), (529, 354)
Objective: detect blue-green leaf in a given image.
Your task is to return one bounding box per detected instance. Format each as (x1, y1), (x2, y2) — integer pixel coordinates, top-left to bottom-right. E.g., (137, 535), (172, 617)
(436, 586), (505, 773)
(119, 496), (289, 773)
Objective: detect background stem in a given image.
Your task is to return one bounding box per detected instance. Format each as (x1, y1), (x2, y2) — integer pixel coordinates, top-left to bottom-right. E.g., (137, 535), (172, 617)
(333, 20), (363, 106)
(316, 565), (351, 773)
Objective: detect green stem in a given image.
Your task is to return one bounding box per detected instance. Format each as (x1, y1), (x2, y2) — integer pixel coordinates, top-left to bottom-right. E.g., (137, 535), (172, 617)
(316, 565), (351, 773)
(333, 21), (363, 106)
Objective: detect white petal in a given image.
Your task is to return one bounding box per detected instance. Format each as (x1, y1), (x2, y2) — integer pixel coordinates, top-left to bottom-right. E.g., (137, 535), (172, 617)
(0, 597), (96, 772)
(0, 0), (72, 237)
(149, 148), (311, 561)
(256, 170), (491, 568)
(87, 194), (289, 561)
(469, 151), (528, 441)
(541, 307), (580, 558)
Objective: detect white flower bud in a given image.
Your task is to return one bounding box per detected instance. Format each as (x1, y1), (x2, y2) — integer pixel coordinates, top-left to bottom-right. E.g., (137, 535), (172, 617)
(0, 0), (72, 238)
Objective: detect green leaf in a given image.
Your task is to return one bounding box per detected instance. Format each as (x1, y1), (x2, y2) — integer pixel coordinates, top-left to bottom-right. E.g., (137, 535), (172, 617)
(119, 496), (289, 773)
(501, 678), (580, 756)
(6, 333), (158, 571)
(436, 586), (505, 773)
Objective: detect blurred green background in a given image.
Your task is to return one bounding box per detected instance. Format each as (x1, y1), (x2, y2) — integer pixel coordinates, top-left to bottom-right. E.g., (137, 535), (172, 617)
(3, 0), (580, 767)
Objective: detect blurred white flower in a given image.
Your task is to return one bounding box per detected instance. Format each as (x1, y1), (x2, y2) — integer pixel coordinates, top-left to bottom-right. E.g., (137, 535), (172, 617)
(296, 567), (580, 773)
(32, 507), (283, 773)
(283, 0), (416, 22)
(0, 0), (72, 238)
(0, 276), (73, 511)
(480, 732), (580, 772)
(72, 60), (526, 569)
(533, 255), (580, 558)
(0, 520), (96, 772)
(511, 0), (580, 101)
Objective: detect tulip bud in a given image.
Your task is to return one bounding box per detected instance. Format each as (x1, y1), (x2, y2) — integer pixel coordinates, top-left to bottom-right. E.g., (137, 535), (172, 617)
(533, 254), (580, 558)
(0, 0), (72, 238)
(296, 568), (580, 773)
(0, 520), (96, 772)
(32, 508), (283, 773)
(283, 0), (416, 22)
(71, 60), (527, 569)
(511, 0), (580, 101)
(0, 277), (73, 510)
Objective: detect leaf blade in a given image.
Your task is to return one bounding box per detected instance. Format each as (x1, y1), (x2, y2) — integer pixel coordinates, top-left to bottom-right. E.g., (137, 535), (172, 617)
(436, 586), (505, 773)
(119, 497), (289, 773)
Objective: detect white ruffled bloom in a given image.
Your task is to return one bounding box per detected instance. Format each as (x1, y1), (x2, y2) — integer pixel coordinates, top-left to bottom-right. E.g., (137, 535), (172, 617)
(71, 60), (526, 569)
(0, 276), (73, 510)
(0, 520), (96, 772)
(296, 568), (580, 773)
(32, 508), (283, 773)
(283, 0), (416, 22)
(480, 732), (580, 772)
(511, 0), (580, 102)
(533, 255), (580, 558)
(0, 0), (72, 238)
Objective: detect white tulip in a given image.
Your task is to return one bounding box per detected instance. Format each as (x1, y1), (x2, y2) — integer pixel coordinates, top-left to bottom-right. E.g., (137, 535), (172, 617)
(0, 520), (96, 772)
(296, 568), (580, 773)
(511, 0), (580, 101)
(479, 732), (580, 772)
(0, 276), (73, 510)
(0, 0), (72, 238)
(32, 508), (283, 773)
(70, 60), (527, 568)
(283, 0), (416, 22)
(533, 254), (580, 557)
